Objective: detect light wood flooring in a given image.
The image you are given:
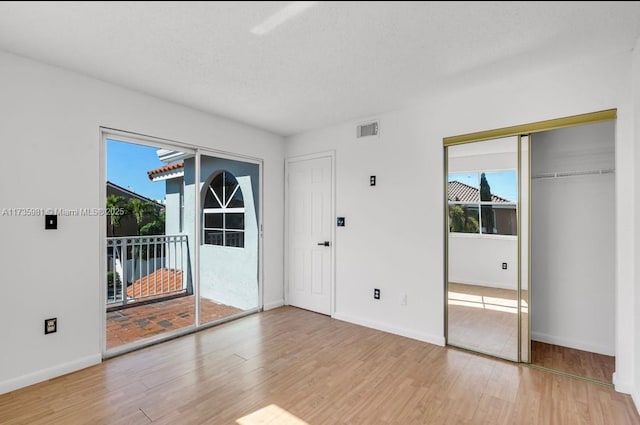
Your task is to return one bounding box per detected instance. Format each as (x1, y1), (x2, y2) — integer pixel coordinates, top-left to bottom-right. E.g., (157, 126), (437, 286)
(531, 341), (615, 384)
(1, 306), (638, 424)
(448, 282), (519, 360)
(449, 282), (615, 384)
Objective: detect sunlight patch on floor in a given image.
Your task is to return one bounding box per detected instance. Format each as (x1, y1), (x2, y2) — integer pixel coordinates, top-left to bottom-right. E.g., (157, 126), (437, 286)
(237, 404), (309, 425)
(449, 292), (518, 314)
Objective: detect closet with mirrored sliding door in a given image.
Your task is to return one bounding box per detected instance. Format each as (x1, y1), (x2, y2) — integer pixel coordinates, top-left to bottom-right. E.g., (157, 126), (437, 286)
(444, 110), (616, 384)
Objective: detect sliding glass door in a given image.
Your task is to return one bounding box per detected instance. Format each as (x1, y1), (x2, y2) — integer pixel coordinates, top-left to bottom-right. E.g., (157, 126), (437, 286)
(103, 131), (262, 357)
(197, 153), (261, 325)
(105, 136), (196, 353)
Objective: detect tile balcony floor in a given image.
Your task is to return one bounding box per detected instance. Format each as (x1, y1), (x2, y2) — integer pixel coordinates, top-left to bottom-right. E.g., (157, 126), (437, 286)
(106, 295), (242, 350)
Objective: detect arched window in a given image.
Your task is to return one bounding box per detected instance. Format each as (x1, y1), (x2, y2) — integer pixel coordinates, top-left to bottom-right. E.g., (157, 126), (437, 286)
(203, 171), (245, 247)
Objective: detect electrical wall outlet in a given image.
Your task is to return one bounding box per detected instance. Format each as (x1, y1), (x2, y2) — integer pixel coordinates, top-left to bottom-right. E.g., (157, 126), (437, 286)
(370, 175), (376, 186)
(374, 288), (381, 300)
(45, 214), (57, 229)
(44, 318), (57, 334)
(502, 262), (508, 270)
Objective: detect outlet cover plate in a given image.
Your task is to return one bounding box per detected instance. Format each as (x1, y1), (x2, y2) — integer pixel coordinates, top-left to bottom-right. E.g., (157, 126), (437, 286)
(45, 318), (57, 334)
(45, 214), (57, 230)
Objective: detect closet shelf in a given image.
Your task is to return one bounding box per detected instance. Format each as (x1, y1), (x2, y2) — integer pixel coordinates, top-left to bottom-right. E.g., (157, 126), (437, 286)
(531, 168), (614, 180)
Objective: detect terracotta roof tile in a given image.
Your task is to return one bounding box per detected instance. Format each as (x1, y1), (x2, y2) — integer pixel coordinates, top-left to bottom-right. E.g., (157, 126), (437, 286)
(127, 268), (183, 299)
(448, 180), (511, 203)
(147, 162), (184, 180)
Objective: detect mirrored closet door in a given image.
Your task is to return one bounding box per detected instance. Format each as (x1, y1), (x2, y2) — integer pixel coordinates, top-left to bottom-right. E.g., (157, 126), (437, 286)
(444, 109), (616, 382)
(445, 136), (527, 361)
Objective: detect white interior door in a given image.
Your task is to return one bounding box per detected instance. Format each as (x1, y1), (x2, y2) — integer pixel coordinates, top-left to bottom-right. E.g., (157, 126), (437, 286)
(287, 155), (333, 315)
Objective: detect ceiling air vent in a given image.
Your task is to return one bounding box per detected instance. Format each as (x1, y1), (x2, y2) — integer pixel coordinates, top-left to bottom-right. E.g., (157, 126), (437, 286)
(357, 121), (379, 138)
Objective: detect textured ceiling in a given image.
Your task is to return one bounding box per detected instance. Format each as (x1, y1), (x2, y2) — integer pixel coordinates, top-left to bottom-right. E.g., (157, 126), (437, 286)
(0, 1), (639, 136)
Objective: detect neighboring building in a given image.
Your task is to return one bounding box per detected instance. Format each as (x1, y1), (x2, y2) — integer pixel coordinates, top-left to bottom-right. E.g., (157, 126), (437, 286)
(448, 180), (517, 236)
(147, 150), (259, 310)
(106, 181), (165, 237)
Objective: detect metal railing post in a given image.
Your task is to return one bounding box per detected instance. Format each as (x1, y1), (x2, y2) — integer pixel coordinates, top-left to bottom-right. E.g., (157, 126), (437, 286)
(106, 234), (189, 307)
(121, 239), (128, 306)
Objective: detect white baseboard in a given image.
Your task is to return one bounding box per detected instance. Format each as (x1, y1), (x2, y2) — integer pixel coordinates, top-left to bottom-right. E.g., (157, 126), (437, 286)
(531, 331), (614, 356)
(333, 312), (445, 347)
(263, 299), (285, 310)
(0, 353), (101, 396)
(611, 372), (635, 394)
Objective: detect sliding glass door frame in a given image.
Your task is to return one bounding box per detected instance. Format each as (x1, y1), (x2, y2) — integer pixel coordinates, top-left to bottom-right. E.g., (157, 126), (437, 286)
(100, 128), (264, 359)
(194, 148), (264, 328)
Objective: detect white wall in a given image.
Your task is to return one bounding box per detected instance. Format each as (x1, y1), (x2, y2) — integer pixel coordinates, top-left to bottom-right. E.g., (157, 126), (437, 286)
(633, 37), (640, 412)
(448, 235), (517, 289)
(285, 50), (636, 394)
(164, 178), (183, 235)
(531, 122), (615, 356)
(447, 136), (518, 173)
(0, 51), (285, 395)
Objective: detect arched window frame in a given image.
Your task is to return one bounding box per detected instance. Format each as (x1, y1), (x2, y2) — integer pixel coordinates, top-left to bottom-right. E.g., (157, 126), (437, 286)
(202, 170), (245, 248)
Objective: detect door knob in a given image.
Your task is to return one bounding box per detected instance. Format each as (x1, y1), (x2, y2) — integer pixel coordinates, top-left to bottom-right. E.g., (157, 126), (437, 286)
(317, 241), (330, 247)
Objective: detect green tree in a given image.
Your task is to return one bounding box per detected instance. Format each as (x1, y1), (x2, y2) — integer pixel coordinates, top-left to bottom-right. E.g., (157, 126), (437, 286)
(480, 172), (494, 234)
(125, 199), (159, 282)
(126, 199), (158, 235)
(139, 211), (166, 259)
(106, 194), (125, 236)
(140, 211), (165, 236)
(449, 204), (479, 233)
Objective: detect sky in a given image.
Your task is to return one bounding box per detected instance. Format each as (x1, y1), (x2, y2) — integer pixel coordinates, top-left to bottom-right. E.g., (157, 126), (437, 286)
(448, 170), (518, 202)
(106, 139), (166, 201)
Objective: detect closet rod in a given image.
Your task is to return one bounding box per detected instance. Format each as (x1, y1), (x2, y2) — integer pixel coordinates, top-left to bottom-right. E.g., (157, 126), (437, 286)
(531, 168), (614, 180)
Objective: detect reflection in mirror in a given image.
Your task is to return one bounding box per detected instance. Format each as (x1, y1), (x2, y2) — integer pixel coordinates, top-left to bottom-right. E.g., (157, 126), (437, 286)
(446, 136), (519, 361)
(520, 135), (530, 363)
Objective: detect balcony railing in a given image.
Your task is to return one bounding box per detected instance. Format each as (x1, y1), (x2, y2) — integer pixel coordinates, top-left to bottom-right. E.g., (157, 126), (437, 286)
(106, 234), (190, 306)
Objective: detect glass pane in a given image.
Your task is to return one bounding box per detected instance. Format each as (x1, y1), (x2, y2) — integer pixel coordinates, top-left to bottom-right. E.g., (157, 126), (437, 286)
(448, 204), (479, 233)
(448, 172), (479, 202)
(204, 213), (223, 229)
(228, 186), (244, 208)
(226, 213), (244, 229)
(223, 172), (239, 205)
(225, 231), (245, 248)
(212, 172), (224, 206)
(199, 155), (258, 327)
(204, 183), (221, 209)
(204, 230), (224, 245)
(481, 170), (518, 203)
(482, 204), (517, 235)
(105, 139), (195, 353)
